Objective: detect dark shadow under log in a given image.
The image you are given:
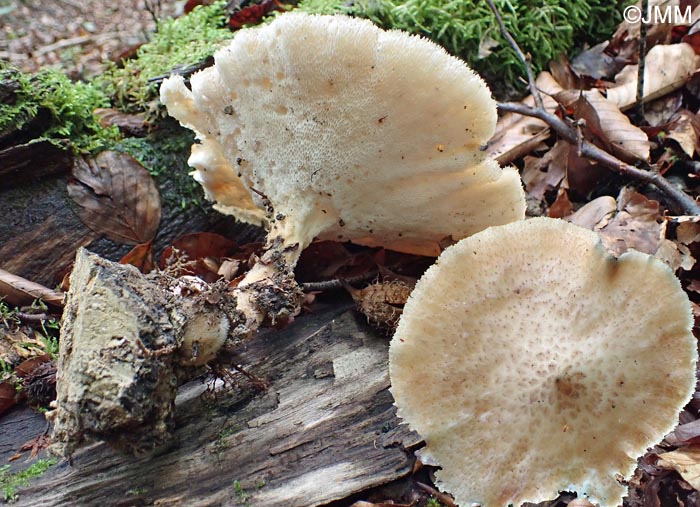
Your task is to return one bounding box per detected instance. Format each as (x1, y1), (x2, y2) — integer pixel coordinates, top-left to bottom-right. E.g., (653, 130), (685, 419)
(4, 303), (419, 506)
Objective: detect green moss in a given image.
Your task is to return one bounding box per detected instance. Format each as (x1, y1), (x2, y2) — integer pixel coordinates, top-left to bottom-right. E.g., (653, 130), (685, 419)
(0, 64), (119, 153)
(114, 120), (204, 208)
(96, 1), (235, 112)
(295, 0), (630, 93)
(0, 459), (57, 502)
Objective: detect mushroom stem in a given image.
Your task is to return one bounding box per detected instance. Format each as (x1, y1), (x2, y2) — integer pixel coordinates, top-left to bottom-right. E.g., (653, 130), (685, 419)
(234, 227), (304, 332)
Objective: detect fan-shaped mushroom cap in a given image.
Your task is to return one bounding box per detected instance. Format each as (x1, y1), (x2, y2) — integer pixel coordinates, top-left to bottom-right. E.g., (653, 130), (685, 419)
(160, 12), (525, 256)
(390, 217), (697, 507)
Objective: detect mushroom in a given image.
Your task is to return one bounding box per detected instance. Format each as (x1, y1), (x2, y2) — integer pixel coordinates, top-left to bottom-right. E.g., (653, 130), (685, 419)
(389, 217), (697, 507)
(160, 12), (525, 276)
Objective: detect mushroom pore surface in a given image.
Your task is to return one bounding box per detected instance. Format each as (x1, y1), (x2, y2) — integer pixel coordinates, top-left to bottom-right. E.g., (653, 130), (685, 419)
(159, 12), (525, 256)
(389, 217), (697, 507)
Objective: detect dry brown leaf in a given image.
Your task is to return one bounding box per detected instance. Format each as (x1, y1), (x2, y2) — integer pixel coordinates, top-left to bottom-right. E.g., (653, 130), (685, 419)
(0, 268), (64, 309)
(566, 196), (617, 231)
(607, 43), (700, 109)
(94, 108), (149, 136)
(567, 188), (696, 270)
(657, 447), (700, 489)
(521, 141), (568, 200)
(597, 187), (662, 256)
(160, 232), (238, 281)
(67, 151), (161, 245)
(667, 109), (700, 157)
(643, 92), (683, 127)
(665, 419), (700, 447)
(119, 241), (155, 274)
(489, 72), (563, 164)
(576, 90), (651, 162)
(218, 259), (242, 281)
(677, 218), (700, 244)
(548, 188), (573, 218)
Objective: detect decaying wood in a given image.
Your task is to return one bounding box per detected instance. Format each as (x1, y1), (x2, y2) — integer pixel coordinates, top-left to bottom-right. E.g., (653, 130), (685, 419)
(50, 249), (241, 456)
(8, 304), (418, 507)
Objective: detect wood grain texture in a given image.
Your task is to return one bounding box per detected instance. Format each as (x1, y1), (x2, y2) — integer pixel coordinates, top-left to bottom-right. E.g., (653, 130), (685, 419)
(7, 303), (419, 506)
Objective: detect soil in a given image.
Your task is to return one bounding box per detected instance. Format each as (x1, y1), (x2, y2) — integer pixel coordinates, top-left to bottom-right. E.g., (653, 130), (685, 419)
(0, 0), (180, 79)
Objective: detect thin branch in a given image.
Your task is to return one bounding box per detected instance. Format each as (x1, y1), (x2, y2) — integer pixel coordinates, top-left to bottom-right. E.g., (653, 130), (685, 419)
(484, 0), (544, 110)
(300, 270), (378, 292)
(498, 101), (700, 215)
(635, 0), (649, 119)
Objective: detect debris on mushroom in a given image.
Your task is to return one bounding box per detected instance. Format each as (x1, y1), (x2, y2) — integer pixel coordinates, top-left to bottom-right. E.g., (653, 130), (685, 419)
(389, 217), (697, 507)
(160, 12), (526, 266)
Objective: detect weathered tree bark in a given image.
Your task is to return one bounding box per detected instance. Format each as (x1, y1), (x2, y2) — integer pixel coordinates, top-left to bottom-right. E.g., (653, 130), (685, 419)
(2, 303), (419, 507)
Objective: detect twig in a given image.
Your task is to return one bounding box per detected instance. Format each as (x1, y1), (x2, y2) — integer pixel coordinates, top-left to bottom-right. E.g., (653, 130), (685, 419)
(498, 101), (700, 215)
(484, 0), (544, 110)
(635, 0), (649, 119)
(301, 270), (379, 292)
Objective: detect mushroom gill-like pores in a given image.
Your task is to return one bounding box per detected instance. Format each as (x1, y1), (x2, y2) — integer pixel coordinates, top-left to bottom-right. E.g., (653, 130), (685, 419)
(389, 217), (697, 507)
(160, 12), (525, 273)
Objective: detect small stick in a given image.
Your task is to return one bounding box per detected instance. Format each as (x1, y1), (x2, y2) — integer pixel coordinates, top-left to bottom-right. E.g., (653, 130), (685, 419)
(498, 101), (700, 215)
(300, 271), (379, 292)
(484, 0), (544, 110)
(635, 0), (649, 118)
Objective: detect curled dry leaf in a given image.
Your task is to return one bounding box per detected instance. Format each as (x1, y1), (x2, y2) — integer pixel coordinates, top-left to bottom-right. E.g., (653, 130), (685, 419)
(575, 90), (650, 162)
(607, 43), (700, 109)
(548, 188), (573, 218)
(521, 141), (568, 200)
(570, 41), (627, 80)
(67, 151), (161, 245)
(665, 419), (700, 447)
(489, 72), (562, 165)
(566, 188), (695, 270)
(119, 241), (155, 274)
(93, 108), (149, 137)
(657, 447), (700, 490)
(0, 268), (64, 309)
(160, 232), (237, 279)
(667, 109), (700, 157)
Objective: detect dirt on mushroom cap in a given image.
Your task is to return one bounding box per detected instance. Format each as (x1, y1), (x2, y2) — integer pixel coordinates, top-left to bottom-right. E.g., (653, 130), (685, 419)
(389, 217), (697, 507)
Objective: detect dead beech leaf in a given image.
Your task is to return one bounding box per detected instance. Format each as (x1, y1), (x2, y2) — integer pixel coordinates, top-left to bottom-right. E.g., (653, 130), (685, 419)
(665, 419), (700, 447)
(160, 232), (237, 280)
(607, 43), (700, 109)
(598, 187), (662, 256)
(667, 109), (700, 157)
(94, 108), (149, 137)
(489, 72), (562, 164)
(120, 241), (155, 274)
(657, 447), (700, 489)
(521, 141), (568, 200)
(548, 188), (573, 218)
(570, 41), (626, 80)
(566, 195), (617, 231)
(576, 90), (650, 162)
(67, 151), (161, 245)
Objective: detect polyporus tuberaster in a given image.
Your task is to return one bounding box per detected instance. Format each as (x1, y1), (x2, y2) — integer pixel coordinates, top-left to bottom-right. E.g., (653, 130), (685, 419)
(390, 217), (697, 507)
(160, 12), (525, 264)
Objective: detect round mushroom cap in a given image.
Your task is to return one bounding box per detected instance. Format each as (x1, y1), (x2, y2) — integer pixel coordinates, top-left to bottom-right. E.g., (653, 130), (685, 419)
(160, 12), (525, 256)
(389, 217), (697, 507)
